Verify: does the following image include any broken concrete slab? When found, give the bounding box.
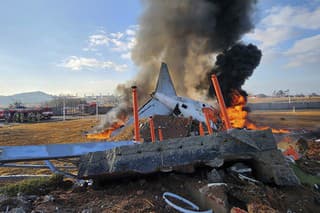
[228,129,261,150]
[78,129,299,186]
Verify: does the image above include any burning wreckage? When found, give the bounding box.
[2,0,320,211]
[0,61,307,211]
[0,63,299,188]
[79,63,299,186]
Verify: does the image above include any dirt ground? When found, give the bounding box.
[2,171,320,212]
[29,174,196,213]
[1,111,320,212]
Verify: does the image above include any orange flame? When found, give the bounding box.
[226,90,289,133]
[86,121,125,140]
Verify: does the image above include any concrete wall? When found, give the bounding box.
[247,101,320,111]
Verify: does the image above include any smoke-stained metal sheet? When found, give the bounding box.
[0,141,135,163]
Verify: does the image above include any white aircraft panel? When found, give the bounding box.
[125,98,172,126]
[0,141,135,163]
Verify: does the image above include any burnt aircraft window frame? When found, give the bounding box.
[173,103,181,116]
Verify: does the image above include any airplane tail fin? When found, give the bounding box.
[155,62,177,96]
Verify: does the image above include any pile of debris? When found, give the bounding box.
[77,118,320,212]
[1,120,320,212]
[1,164,319,212]
[275,132,320,177]
[296,139,320,179]
[111,115,195,142]
[305,139,320,161]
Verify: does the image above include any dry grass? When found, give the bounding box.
[0,118,98,146]
[0,118,99,177]
[0,110,319,177]
[1,111,319,146]
[248,96,320,103]
[248,110,320,131]
[0,174,64,196]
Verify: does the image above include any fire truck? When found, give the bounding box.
[0,103,53,123]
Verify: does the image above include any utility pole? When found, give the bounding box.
[96,95,99,120]
[100,93,102,120]
[63,97,66,121]
[288,89,291,104]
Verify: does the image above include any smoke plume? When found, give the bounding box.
[120,0,258,102]
[199,43,262,107]
[98,0,260,130]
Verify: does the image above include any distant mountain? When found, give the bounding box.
[255,93,269,98]
[0,91,54,107]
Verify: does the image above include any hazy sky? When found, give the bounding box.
[0,0,319,96]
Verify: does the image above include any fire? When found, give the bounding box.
[226,91,289,133]
[226,92,248,128]
[86,121,125,140]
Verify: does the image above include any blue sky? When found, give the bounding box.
[0,0,319,96]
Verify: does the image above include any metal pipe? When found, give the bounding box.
[158,127,163,141]
[149,116,156,143]
[63,97,66,121]
[44,160,77,179]
[202,108,213,135]
[199,122,205,136]
[96,95,99,120]
[211,74,232,130]
[131,86,141,142]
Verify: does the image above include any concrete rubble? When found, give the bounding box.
[78,129,300,186]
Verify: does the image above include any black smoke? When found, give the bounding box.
[100,0,260,129]
[200,43,262,107]
[129,0,259,101]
